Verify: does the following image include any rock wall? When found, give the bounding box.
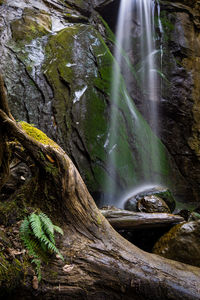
[159,0,200,202]
[0,0,199,204]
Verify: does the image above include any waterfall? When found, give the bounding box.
[134,0,162,182]
[103,0,164,207]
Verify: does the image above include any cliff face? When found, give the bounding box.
[0,0,200,203]
[159,0,200,201]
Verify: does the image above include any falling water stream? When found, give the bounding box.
[104,0,164,207]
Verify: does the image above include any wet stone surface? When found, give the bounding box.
[124,186,176,213]
[153,220,200,268]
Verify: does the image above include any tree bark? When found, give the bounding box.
[0,75,200,300]
[0,74,13,190]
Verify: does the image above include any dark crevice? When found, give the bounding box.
[95,0,120,33]
[64,0,92,17]
[72,126,93,163]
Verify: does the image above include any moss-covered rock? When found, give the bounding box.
[11,8,51,43]
[0,199,24,226]
[0,223,34,296]
[153,220,200,268]
[0,254,24,294]
[0,0,195,204]
[43,24,138,194]
[43,24,176,199]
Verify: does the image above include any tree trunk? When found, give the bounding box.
[0,74,200,300]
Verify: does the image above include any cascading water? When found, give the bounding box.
[134,0,163,182]
[103,0,134,204]
[103,0,164,207]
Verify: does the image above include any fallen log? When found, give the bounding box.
[100,209,184,230]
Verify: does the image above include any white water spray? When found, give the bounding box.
[104,0,164,207]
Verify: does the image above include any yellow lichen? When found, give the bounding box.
[96,214,102,225]
[19,121,59,149]
[153,223,183,254]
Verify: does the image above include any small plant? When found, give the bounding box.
[20,212,64,281]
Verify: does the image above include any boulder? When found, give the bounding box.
[137,195,170,213]
[124,186,176,213]
[153,220,200,268]
[188,212,200,221]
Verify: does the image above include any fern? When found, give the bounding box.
[29,213,43,239]
[39,212,55,243]
[20,212,64,281]
[20,217,30,235]
[39,234,64,260]
[53,225,63,235]
[31,258,42,281]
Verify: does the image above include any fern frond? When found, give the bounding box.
[32,258,42,281]
[20,218,31,236]
[29,213,43,239]
[40,234,64,261]
[21,233,39,258]
[53,225,63,235]
[39,213,55,243]
[20,212,64,282]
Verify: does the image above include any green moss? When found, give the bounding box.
[0,199,25,226]
[48,270,59,280]
[0,253,29,295]
[96,214,102,226]
[43,23,173,195]
[11,9,51,43]
[39,153,59,177]
[159,11,175,42]
[44,162,59,176]
[97,15,116,45]
[19,121,59,149]
[153,223,183,254]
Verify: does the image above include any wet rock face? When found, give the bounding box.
[158,1,200,202]
[0,0,200,204]
[0,0,180,200]
[10,8,52,42]
[153,220,200,268]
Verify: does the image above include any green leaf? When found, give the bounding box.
[53,225,63,235]
[29,213,43,239]
[32,258,42,281]
[20,211,64,282]
[39,213,55,243]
